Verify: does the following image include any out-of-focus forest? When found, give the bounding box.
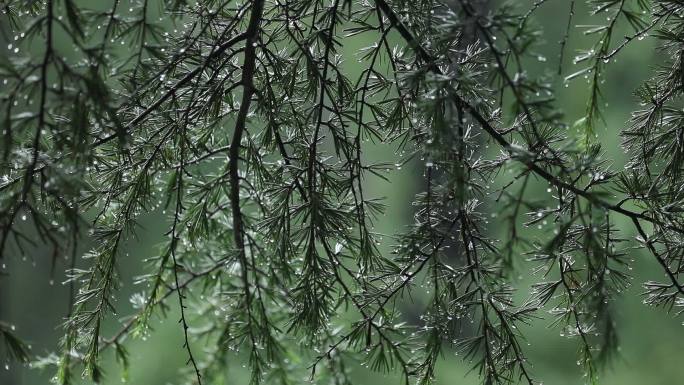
[1,0,681,384]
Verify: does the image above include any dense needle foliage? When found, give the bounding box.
[1,0,684,384]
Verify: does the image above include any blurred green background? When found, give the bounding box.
[2,1,683,384]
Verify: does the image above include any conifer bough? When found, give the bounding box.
[1,0,683,384]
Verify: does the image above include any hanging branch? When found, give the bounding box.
[2,1,684,385]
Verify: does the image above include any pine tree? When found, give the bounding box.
[1,0,683,384]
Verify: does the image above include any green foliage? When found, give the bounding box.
[1,0,684,384]
[0,321,30,365]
